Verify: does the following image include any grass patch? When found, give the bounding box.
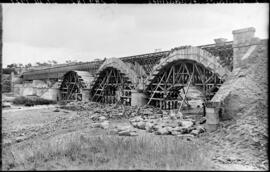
[13,96,56,106]
[3,134,215,170]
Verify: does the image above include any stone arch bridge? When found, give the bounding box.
[19,27,260,110]
[20,40,232,110]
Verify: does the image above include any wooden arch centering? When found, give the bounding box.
[60,70,92,101]
[90,58,138,106]
[145,46,230,111]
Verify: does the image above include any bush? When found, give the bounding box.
[25,102,35,107]
[13,96,28,105]
[13,96,57,106]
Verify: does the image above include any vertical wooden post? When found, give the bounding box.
[172,65,175,86]
[177,71,194,113]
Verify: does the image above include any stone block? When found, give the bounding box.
[131,90,147,107]
[214,38,228,46]
[232,27,255,45]
[205,124,219,132]
[232,27,258,70]
[82,90,90,101]
[205,107,220,132]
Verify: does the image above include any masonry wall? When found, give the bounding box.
[232,27,261,70]
[2,74,11,93]
[82,90,90,101]
[131,90,147,106]
[14,80,60,101]
[212,27,267,120]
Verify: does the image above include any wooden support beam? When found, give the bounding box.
[203,67,206,99]
[194,64,204,83]
[93,69,113,100]
[183,63,191,76]
[192,63,195,84]
[205,72,215,84]
[177,71,194,113]
[174,63,185,84]
[147,71,167,105]
[177,92,190,106]
[172,65,175,87]
[92,74,107,99]
[163,65,175,97]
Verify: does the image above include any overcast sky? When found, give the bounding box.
[2,4,269,67]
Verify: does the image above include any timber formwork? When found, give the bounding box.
[145,61,223,110]
[60,71,93,101]
[144,46,229,110]
[89,58,139,105]
[90,67,134,105]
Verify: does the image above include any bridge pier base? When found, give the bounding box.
[82,90,90,102]
[13,80,60,101]
[131,90,147,107]
[205,102,223,132]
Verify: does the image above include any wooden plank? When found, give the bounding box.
[177,71,194,113]
[147,71,167,105]
[205,72,215,83]
[172,65,175,86]
[92,69,112,99]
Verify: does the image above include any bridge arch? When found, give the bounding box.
[90,58,139,105]
[145,46,230,110]
[60,70,93,101]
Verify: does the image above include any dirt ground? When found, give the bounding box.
[2,104,263,171]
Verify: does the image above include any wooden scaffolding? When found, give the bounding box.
[146,61,224,110]
[90,67,134,106]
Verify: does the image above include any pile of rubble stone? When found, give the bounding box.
[60,101,102,111]
[60,101,139,120]
[90,107,207,137]
[61,101,207,137]
[129,110,206,136]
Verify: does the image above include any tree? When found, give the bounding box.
[7,63,18,68]
[65,60,72,64]
[23,63,32,72]
[5,63,19,74]
[3,68,16,74]
[47,60,58,66]
[25,63,32,68]
[36,62,51,67]
[52,60,58,65]
[65,60,77,64]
